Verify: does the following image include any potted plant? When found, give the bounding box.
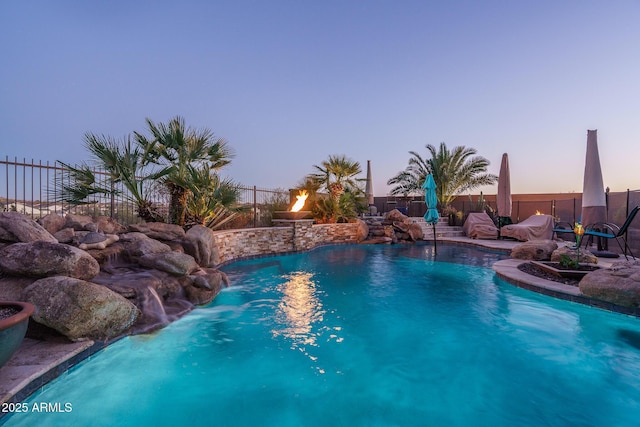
[0,301,35,368]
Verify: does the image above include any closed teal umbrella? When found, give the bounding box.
[422,174,439,253]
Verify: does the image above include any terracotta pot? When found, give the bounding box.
[0,301,35,368]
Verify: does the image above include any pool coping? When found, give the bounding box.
[0,236,636,416]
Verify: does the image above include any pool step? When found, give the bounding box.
[412,217,465,239]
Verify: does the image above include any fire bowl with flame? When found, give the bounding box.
[273,190,312,220]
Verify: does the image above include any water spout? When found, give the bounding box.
[138,285,169,328]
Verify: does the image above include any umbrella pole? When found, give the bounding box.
[432,223,437,254]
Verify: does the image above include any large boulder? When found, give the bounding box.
[386,209,408,223]
[94,216,126,234]
[407,222,424,241]
[37,213,66,235]
[64,214,95,231]
[22,276,140,341]
[0,212,57,243]
[128,222,186,241]
[511,240,558,261]
[0,241,100,280]
[355,219,369,242]
[360,236,394,244]
[53,227,76,244]
[0,276,37,301]
[580,261,640,308]
[120,232,172,261]
[92,269,182,303]
[84,243,126,266]
[392,219,423,241]
[551,246,598,264]
[138,252,200,276]
[184,268,229,305]
[184,225,219,267]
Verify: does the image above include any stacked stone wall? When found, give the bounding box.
[210,222,361,265]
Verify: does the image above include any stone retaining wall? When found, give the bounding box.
[211,221,361,265]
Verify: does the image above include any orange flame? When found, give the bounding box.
[535,210,544,215]
[291,190,308,212]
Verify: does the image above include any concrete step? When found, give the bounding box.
[415,218,465,238]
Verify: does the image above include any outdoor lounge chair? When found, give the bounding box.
[500,214,554,241]
[462,212,499,239]
[553,222,577,239]
[580,206,640,260]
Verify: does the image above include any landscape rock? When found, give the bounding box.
[65,214,95,231]
[84,243,127,266]
[0,211,58,243]
[120,232,172,261]
[0,276,37,301]
[551,246,598,264]
[92,269,182,302]
[94,216,126,234]
[79,232,120,250]
[407,222,424,241]
[185,268,229,305]
[386,209,408,223]
[128,222,186,241]
[37,213,66,235]
[360,236,393,244]
[580,261,640,307]
[0,241,100,280]
[22,276,140,341]
[392,218,423,242]
[355,219,369,242]
[138,252,200,276]
[511,240,558,261]
[185,225,219,267]
[53,227,75,243]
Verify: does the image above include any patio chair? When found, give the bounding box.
[553,221,576,239]
[581,206,640,260]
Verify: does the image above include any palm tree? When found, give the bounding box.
[182,165,247,229]
[387,142,497,208]
[309,155,362,202]
[134,116,234,226]
[306,155,364,222]
[57,133,168,222]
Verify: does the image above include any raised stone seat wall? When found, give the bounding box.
[211,221,362,265]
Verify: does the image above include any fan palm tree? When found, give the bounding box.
[134,116,234,226]
[181,165,247,229]
[309,155,362,202]
[305,155,364,222]
[387,142,497,207]
[57,133,168,222]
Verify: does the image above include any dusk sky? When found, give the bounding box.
[1,1,639,196]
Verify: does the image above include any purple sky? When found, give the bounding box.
[1,1,639,195]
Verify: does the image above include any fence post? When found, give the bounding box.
[253,185,257,228]
[110,180,115,219]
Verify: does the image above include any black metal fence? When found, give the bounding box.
[3,156,640,255]
[0,156,289,228]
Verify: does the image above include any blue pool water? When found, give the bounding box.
[3,244,640,426]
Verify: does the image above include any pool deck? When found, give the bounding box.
[0,237,630,410]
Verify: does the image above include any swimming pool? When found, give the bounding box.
[3,243,640,426]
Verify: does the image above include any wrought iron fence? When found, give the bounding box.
[3,156,640,255]
[0,156,289,228]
